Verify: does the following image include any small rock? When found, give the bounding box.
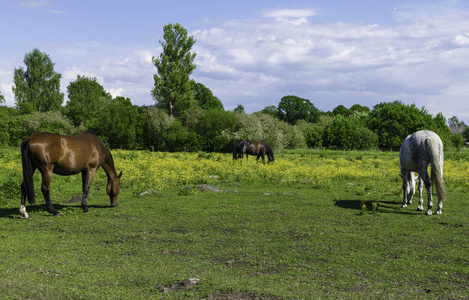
[67,195,83,203]
[139,190,163,197]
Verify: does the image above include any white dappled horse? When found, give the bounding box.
[399,130,445,215]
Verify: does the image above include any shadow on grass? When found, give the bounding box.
[0,203,110,218]
[334,199,417,214]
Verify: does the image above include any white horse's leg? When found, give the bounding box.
[401,171,409,208]
[417,176,424,211]
[435,200,443,215]
[435,169,444,215]
[407,172,416,205]
[19,205,29,219]
[421,171,433,215]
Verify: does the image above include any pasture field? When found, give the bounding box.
[0,146,468,299]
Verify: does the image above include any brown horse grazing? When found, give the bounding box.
[245,141,275,165]
[20,131,122,218]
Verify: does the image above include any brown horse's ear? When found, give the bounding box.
[118,171,123,178]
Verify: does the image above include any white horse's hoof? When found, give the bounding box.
[417,205,424,211]
[436,210,442,215]
[401,204,407,208]
[425,210,433,215]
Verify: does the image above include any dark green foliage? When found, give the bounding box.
[0,107,18,145]
[303,125,324,148]
[332,104,350,116]
[91,97,144,149]
[65,75,112,126]
[350,104,371,115]
[193,82,223,110]
[463,127,469,140]
[324,115,378,149]
[233,104,245,114]
[451,133,464,149]
[13,48,64,114]
[166,121,201,152]
[277,95,320,124]
[260,105,278,118]
[198,109,237,152]
[368,101,450,149]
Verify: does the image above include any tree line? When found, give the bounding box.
[0,23,461,152]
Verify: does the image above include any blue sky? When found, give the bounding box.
[2,0,469,122]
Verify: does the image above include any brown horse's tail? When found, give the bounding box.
[428,138,445,202]
[21,138,35,204]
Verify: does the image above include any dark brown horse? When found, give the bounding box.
[244,141,275,165]
[20,131,122,218]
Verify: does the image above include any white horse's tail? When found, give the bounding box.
[428,138,446,202]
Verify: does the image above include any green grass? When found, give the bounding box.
[0,148,468,299]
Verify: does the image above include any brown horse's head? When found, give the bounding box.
[107,171,123,206]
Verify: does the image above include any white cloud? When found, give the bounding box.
[20,0,49,9]
[20,0,65,14]
[51,44,155,105]
[262,8,318,19]
[190,10,469,120]
[454,33,469,46]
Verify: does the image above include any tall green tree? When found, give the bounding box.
[277,95,320,125]
[13,48,63,114]
[65,75,112,126]
[448,116,466,127]
[152,23,196,117]
[233,104,245,114]
[193,82,223,110]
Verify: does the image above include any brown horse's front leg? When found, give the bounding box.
[258,154,266,165]
[81,169,97,213]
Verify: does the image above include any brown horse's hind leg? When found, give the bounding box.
[81,169,97,213]
[39,167,61,216]
[20,183,29,218]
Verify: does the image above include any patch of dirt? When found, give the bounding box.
[156,278,201,293]
[66,195,83,203]
[189,184,238,193]
[207,292,281,300]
